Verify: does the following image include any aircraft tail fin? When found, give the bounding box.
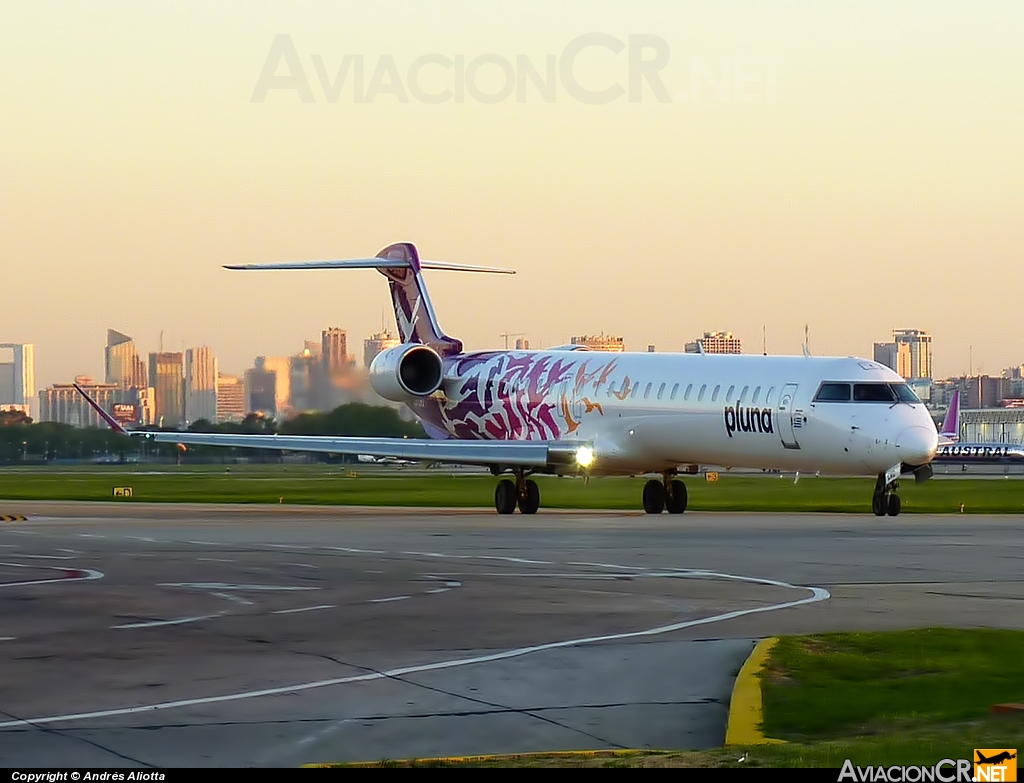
[225,242,514,357]
[939,389,960,443]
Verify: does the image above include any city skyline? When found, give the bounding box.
[3,4,1023,389]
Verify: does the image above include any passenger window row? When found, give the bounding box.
[602,380,776,405]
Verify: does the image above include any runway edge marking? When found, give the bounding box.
[724,637,786,746]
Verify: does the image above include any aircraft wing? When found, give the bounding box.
[72,383,576,469]
[122,429,554,467]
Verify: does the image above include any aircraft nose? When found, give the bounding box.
[895,425,938,466]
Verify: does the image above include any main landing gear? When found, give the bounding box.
[494,471,540,515]
[871,471,902,517]
[642,473,688,514]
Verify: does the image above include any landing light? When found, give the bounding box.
[575,446,595,467]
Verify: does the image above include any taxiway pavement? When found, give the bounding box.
[1,502,1022,767]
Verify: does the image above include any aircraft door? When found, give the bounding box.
[778,383,801,450]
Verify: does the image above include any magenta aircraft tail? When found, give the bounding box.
[938,390,959,443]
[224,242,514,358]
[374,242,464,357]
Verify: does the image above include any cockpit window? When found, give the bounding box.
[814,382,851,402]
[815,381,922,403]
[853,383,896,402]
[891,383,921,403]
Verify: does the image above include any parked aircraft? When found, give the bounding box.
[931,390,1024,465]
[75,242,939,517]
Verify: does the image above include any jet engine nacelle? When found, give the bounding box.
[368,343,444,402]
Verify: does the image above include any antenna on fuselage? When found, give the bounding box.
[763,325,767,356]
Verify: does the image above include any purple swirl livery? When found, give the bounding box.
[375,242,621,442]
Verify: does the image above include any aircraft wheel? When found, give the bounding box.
[642,479,665,514]
[495,479,517,514]
[887,494,901,517]
[871,493,887,517]
[665,479,687,514]
[518,479,540,515]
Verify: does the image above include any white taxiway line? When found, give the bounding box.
[211,592,253,606]
[271,605,334,614]
[112,612,226,629]
[368,595,409,603]
[0,570,830,729]
[0,564,104,589]
[158,582,320,591]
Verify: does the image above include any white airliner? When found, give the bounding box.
[75,241,939,517]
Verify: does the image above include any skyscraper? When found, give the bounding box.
[893,329,932,380]
[254,356,291,414]
[148,352,184,426]
[322,328,351,373]
[215,374,246,422]
[105,330,147,389]
[184,347,218,424]
[873,342,898,372]
[364,330,401,368]
[0,343,35,417]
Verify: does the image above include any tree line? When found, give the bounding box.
[0,404,425,464]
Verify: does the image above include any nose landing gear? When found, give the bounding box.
[871,470,902,517]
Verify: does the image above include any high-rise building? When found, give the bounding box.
[570,334,625,352]
[288,348,318,413]
[105,330,147,389]
[873,342,898,372]
[254,356,291,414]
[215,374,246,422]
[965,375,1008,409]
[0,344,35,417]
[184,347,218,424]
[245,366,277,416]
[893,329,932,380]
[364,330,401,368]
[684,332,741,354]
[515,338,530,350]
[322,328,352,373]
[148,352,184,427]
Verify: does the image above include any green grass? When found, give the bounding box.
[761,629,1024,739]
[315,629,1024,768]
[2,466,1024,512]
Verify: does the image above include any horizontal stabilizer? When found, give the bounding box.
[224,259,515,274]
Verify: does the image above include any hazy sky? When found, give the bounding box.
[3,1,1023,390]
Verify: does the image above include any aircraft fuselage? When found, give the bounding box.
[405,350,939,477]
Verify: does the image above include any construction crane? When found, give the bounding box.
[500,332,526,349]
